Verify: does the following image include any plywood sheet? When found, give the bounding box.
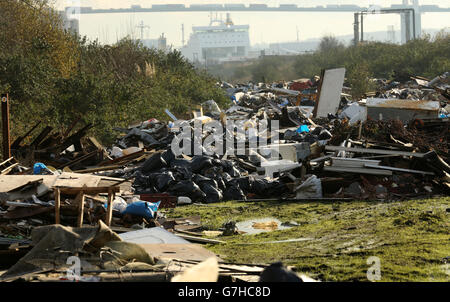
[316,68,346,118]
[0,172,102,193]
[139,243,218,262]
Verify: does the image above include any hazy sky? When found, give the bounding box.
[54,1,450,47]
[54,1,449,9]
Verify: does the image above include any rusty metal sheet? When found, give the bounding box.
[366,98,440,122]
[366,98,440,111]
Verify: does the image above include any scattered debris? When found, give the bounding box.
[0,69,448,282]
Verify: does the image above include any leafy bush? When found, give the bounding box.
[0,0,228,148]
[209,33,450,88]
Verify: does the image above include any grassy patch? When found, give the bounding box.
[162,197,450,281]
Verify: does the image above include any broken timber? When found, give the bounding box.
[0,157,19,175]
[325,146,426,158]
[364,164,434,175]
[323,166,393,175]
[54,186,120,227]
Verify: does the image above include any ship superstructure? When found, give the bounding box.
[181,13,250,63]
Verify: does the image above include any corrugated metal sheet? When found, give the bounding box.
[366,98,439,122]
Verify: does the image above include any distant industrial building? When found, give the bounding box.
[266,41,318,55]
[141,34,168,51]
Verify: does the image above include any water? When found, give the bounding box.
[235,217,292,235]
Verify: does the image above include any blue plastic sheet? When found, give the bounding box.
[296,125,310,133]
[33,163,48,175]
[280,99,289,107]
[122,201,161,220]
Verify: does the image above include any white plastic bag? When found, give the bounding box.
[295,175,322,199]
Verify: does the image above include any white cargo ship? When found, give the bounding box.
[180,14,250,63]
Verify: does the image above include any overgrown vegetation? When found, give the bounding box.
[164,197,450,281]
[0,0,228,147]
[208,33,450,99]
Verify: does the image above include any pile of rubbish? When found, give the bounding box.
[115,69,449,203]
[0,221,314,282]
[0,68,449,281]
[1,68,448,213]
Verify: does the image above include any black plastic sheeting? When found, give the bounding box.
[133,153,288,203]
[111,104,294,203]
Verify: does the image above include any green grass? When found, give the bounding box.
[162,197,450,282]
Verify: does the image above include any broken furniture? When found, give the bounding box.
[54,186,120,227]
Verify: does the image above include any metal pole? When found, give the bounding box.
[354,13,360,45]
[360,13,364,42]
[405,11,411,42]
[1,93,11,160]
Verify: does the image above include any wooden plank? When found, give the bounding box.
[47,123,93,154]
[87,272,168,282]
[105,188,114,227]
[6,178,43,193]
[58,186,120,195]
[310,155,332,163]
[86,136,112,161]
[137,243,219,262]
[84,194,107,203]
[325,146,426,158]
[1,162,18,175]
[0,157,13,167]
[173,224,203,232]
[73,165,122,174]
[99,150,146,166]
[86,136,103,150]
[173,229,204,237]
[62,117,81,139]
[76,191,85,228]
[331,157,381,167]
[54,188,60,224]
[364,164,435,175]
[53,172,102,188]
[10,121,41,150]
[57,150,99,169]
[174,233,225,244]
[30,126,52,147]
[323,166,392,175]
[1,94,11,160]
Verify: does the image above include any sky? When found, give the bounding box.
[53,1,450,47]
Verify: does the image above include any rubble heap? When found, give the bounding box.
[0,69,448,281]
